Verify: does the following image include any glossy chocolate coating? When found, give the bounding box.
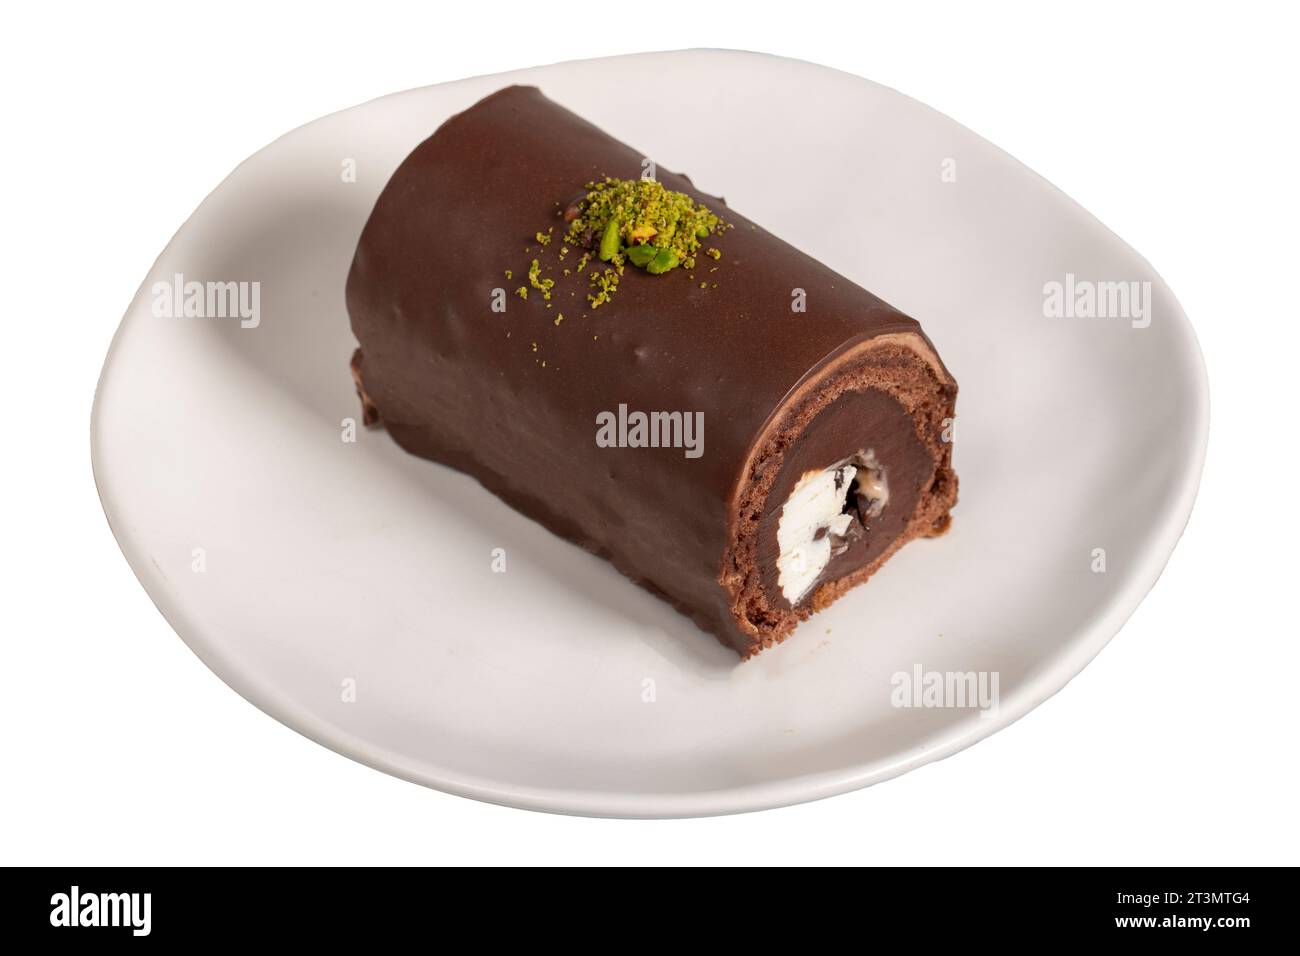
[346,85,950,652]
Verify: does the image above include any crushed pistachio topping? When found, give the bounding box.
[587,266,622,310]
[527,259,555,300]
[504,176,729,342]
[570,177,720,285]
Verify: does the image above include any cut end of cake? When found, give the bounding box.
[722,333,958,659]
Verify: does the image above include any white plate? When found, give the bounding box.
[91,50,1208,817]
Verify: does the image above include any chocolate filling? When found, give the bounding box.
[757,387,932,611]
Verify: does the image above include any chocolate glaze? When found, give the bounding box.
[346,86,957,656]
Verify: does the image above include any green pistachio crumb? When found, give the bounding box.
[598,220,620,261]
[646,248,679,275]
[626,245,656,268]
[516,176,727,311]
[565,177,724,304]
[587,266,621,308]
[528,258,555,300]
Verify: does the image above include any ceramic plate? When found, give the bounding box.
[91,50,1208,817]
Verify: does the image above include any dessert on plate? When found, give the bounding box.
[346,86,958,657]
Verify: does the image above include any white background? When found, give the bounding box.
[3,1,1296,865]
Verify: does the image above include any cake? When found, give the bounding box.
[346,85,958,657]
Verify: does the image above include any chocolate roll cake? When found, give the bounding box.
[346,85,957,658]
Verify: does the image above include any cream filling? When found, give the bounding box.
[775,451,889,605]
